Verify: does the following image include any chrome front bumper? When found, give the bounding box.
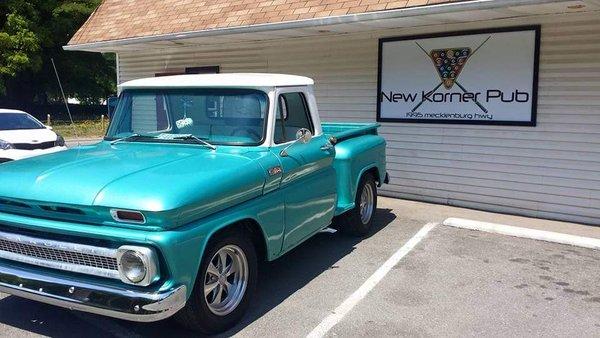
[0,264,186,322]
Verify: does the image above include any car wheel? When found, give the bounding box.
[175,231,257,334]
[339,172,377,236]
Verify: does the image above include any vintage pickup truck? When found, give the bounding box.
[0,73,387,333]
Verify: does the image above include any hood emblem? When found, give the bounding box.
[268,166,282,176]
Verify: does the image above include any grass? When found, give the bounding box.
[51,118,108,139]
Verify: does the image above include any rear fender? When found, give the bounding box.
[332,134,386,216]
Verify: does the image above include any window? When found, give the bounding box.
[185,66,220,74]
[128,93,169,133]
[154,66,220,77]
[0,113,44,130]
[106,88,268,145]
[274,92,313,144]
[206,94,267,119]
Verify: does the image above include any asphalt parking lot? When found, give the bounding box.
[1,197,599,337]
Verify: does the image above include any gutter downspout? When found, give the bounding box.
[64,0,560,51]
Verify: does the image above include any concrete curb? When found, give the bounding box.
[443,217,600,250]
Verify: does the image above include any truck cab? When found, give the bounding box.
[0,73,387,333]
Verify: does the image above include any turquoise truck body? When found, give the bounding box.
[0,74,387,324]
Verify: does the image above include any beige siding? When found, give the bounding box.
[131,95,158,132]
[118,11,600,225]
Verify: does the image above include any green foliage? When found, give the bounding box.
[0,13,40,93]
[0,0,115,107]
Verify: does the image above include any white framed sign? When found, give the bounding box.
[377,26,540,126]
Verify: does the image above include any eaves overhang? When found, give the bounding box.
[64,0,592,52]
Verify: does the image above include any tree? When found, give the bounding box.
[0,0,115,110]
[0,13,40,95]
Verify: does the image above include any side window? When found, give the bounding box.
[274,92,313,144]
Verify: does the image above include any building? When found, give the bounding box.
[66,0,600,225]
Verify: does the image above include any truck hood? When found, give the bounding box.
[0,142,268,227]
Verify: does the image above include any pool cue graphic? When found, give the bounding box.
[411,36,491,113]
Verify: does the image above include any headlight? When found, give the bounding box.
[54,134,65,147]
[120,251,146,283]
[0,139,13,150]
[116,246,160,286]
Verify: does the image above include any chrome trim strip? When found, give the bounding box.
[0,230,120,280]
[0,264,186,322]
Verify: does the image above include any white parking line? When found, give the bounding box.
[443,218,600,250]
[306,222,438,338]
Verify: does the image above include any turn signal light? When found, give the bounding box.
[110,209,146,224]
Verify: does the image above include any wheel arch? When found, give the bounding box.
[361,165,381,185]
[205,218,268,264]
[184,218,268,298]
[174,217,264,332]
[353,165,381,198]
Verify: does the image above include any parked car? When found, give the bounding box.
[0,109,67,164]
[0,74,387,334]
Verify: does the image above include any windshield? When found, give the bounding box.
[106,88,269,145]
[0,113,45,130]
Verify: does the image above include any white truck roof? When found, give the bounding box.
[119,73,314,90]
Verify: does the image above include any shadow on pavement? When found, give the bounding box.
[0,208,396,337]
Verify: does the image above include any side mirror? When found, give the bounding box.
[296,128,312,144]
[107,96,119,119]
[280,128,312,157]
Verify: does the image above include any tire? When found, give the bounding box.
[339,173,378,236]
[174,231,257,334]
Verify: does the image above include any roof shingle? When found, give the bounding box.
[68,0,458,46]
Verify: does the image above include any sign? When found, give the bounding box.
[377,26,540,126]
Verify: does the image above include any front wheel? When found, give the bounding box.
[175,232,257,334]
[339,173,378,236]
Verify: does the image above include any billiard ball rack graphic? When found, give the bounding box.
[411,35,492,114]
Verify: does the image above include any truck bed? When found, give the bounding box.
[321,122,380,142]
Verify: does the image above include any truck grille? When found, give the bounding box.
[12,141,55,150]
[0,238,118,270]
[0,230,120,280]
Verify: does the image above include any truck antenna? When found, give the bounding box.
[51,58,79,145]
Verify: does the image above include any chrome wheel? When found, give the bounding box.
[359,182,374,224]
[204,244,248,316]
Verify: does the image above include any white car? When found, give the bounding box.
[0,109,67,164]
